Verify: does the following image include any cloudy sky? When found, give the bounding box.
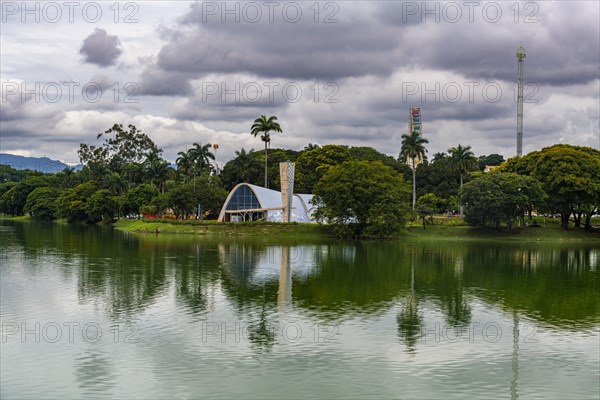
[1,1,599,165]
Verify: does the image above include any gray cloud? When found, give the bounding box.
[138,67,193,96]
[79,29,123,67]
[1,2,598,163]
[170,74,294,122]
[172,100,273,123]
[0,91,64,127]
[141,2,399,86]
[142,1,599,89]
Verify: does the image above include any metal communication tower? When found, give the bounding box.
[516,44,526,157]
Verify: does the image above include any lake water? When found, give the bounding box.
[1,221,599,399]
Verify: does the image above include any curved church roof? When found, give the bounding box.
[218,183,316,223]
[295,194,316,215]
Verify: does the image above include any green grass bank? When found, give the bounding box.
[2,216,599,241]
[114,218,599,242]
[113,218,331,239]
[404,224,600,242]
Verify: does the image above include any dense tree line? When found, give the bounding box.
[461,172,546,230]
[0,124,227,223]
[497,145,600,229]
[1,121,597,235]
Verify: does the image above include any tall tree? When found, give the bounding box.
[144,151,171,193]
[477,153,505,171]
[448,144,477,216]
[95,124,160,170]
[188,142,215,192]
[461,172,546,230]
[220,148,262,189]
[121,184,159,216]
[250,115,282,188]
[0,176,50,216]
[104,172,128,195]
[176,150,194,182]
[500,144,600,229]
[432,152,448,163]
[295,145,351,193]
[313,161,412,238]
[77,145,110,181]
[399,130,429,210]
[78,123,160,187]
[121,162,144,189]
[188,142,215,176]
[58,166,76,188]
[23,187,61,220]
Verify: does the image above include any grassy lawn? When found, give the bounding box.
[117,218,599,241]
[113,218,331,239]
[404,224,600,241]
[0,215,31,221]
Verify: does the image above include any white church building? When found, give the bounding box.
[217,183,316,223]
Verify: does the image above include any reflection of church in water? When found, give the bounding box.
[217,242,321,307]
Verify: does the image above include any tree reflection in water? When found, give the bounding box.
[397,250,422,354]
[8,221,599,349]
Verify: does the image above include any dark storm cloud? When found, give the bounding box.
[171,82,291,122]
[79,29,123,67]
[393,1,600,86]
[132,0,598,160]
[144,2,398,83]
[138,67,194,96]
[154,28,397,81]
[364,88,515,124]
[0,92,63,127]
[414,24,600,86]
[142,1,598,91]
[173,102,272,122]
[2,2,595,163]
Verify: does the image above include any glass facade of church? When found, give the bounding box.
[225,184,261,211]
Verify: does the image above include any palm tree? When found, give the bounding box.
[432,152,447,163]
[176,151,194,182]
[220,148,262,189]
[399,130,429,209]
[105,172,127,195]
[251,115,283,188]
[121,162,144,190]
[189,142,215,175]
[144,151,171,193]
[59,166,75,188]
[448,144,476,217]
[234,148,261,182]
[188,142,215,191]
[85,161,110,183]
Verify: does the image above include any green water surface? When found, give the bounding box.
[1,221,598,399]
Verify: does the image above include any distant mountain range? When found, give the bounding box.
[0,153,82,173]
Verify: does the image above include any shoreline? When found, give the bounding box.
[403,224,600,242]
[114,218,332,239]
[2,216,599,241]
